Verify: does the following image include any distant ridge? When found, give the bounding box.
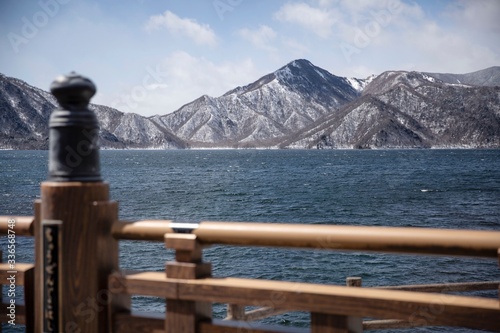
[1,62,499,149]
[424,66,500,87]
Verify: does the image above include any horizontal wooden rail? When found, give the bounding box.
[228,280,500,329]
[0,216,34,236]
[109,271,500,331]
[113,220,500,258]
[112,220,173,241]
[378,280,500,293]
[0,263,35,285]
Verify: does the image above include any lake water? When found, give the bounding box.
[1,149,500,332]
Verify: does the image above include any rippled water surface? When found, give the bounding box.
[1,149,499,332]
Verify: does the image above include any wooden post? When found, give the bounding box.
[34,73,125,333]
[310,277,363,333]
[165,232,212,333]
[226,304,246,321]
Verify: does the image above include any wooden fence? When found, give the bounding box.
[1,216,500,332]
[1,73,499,332]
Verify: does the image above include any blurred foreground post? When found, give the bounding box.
[34,73,129,332]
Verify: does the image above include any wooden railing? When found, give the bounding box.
[2,216,500,332]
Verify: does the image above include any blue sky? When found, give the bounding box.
[1,0,499,116]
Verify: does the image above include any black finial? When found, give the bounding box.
[48,72,102,182]
[50,71,96,110]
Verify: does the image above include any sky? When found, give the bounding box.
[1,0,499,117]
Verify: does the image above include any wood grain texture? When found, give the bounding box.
[40,181,109,333]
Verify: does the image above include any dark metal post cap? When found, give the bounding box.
[48,72,101,182]
[50,72,96,109]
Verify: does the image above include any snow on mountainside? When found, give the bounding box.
[0,73,186,149]
[152,59,360,147]
[1,61,500,149]
[283,69,500,149]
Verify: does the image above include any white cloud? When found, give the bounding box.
[101,52,260,116]
[145,11,217,46]
[446,0,500,34]
[274,2,337,38]
[403,21,499,73]
[238,25,277,50]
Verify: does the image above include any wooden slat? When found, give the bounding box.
[0,216,34,236]
[109,272,500,331]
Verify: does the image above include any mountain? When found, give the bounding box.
[282,70,500,149]
[151,59,359,147]
[424,66,500,87]
[0,73,187,149]
[1,61,499,150]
